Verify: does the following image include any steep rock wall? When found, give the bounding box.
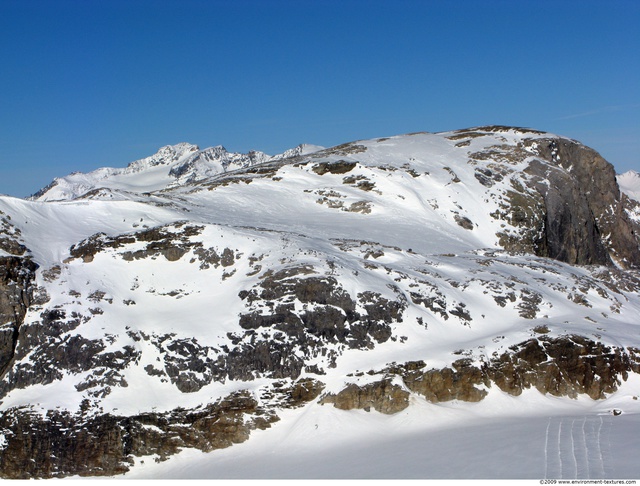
[0,257,38,377]
[528,139,640,268]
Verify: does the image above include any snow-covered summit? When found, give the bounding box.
[617,169,640,202]
[275,143,326,159]
[126,143,200,171]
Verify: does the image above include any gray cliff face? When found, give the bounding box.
[531,138,640,268]
[0,257,38,377]
[525,158,612,266]
[486,133,639,269]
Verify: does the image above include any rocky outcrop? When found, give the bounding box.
[0,391,269,478]
[486,335,638,399]
[0,305,138,400]
[235,265,406,378]
[320,379,410,414]
[68,223,205,263]
[0,257,38,377]
[0,379,323,479]
[322,336,640,413]
[534,139,640,266]
[404,358,488,402]
[524,158,611,266]
[476,132,639,268]
[503,138,640,268]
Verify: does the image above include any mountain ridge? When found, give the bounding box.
[30,142,325,202]
[1,125,639,478]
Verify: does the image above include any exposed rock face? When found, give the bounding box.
[0,303,140,400]
[518,138,639,268]
[322,336,640,413]
[525,159,610,265]
[320,379,410,414]
[487,336,640,399]
[0,391,270,478]
[234,265,406,378]
[0,211,27,257]
[0,257,38,377]
[0,380,323,479]
[557,140,640,269]
[405,359,487,402]
[463,129,640,268]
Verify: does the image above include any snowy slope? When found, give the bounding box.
[618,170,640,201]
[0,126,639,479]
[617,170,640,226]
[123,381,640,479]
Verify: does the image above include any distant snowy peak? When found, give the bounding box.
[165,145,272,183]
[124,143,200,172]
[275,143,326,159]
[31,142,324,202]
[617,170,640,202]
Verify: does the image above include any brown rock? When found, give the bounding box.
[320,379,410,414]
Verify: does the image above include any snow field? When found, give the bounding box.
[121,379,640,479]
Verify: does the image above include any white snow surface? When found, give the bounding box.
[1,127,639,479]
[618,170,640,202]
[617,170,640,224]
[123,382,640,479]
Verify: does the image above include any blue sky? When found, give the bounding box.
[1,0,639,197]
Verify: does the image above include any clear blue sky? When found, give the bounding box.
[1,0,639,197]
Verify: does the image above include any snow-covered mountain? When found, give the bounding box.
[1,126,639,479]
[618,170,640,202]
[30,142,325,202]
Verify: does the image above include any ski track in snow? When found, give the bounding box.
[602,415,614,478]
[578,417,589,478]
[544,415,614,479]
[544,418,550,479]
[592,416,606,478]
[570,419,578,478]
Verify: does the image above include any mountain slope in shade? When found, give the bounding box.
[0,126,638,479]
